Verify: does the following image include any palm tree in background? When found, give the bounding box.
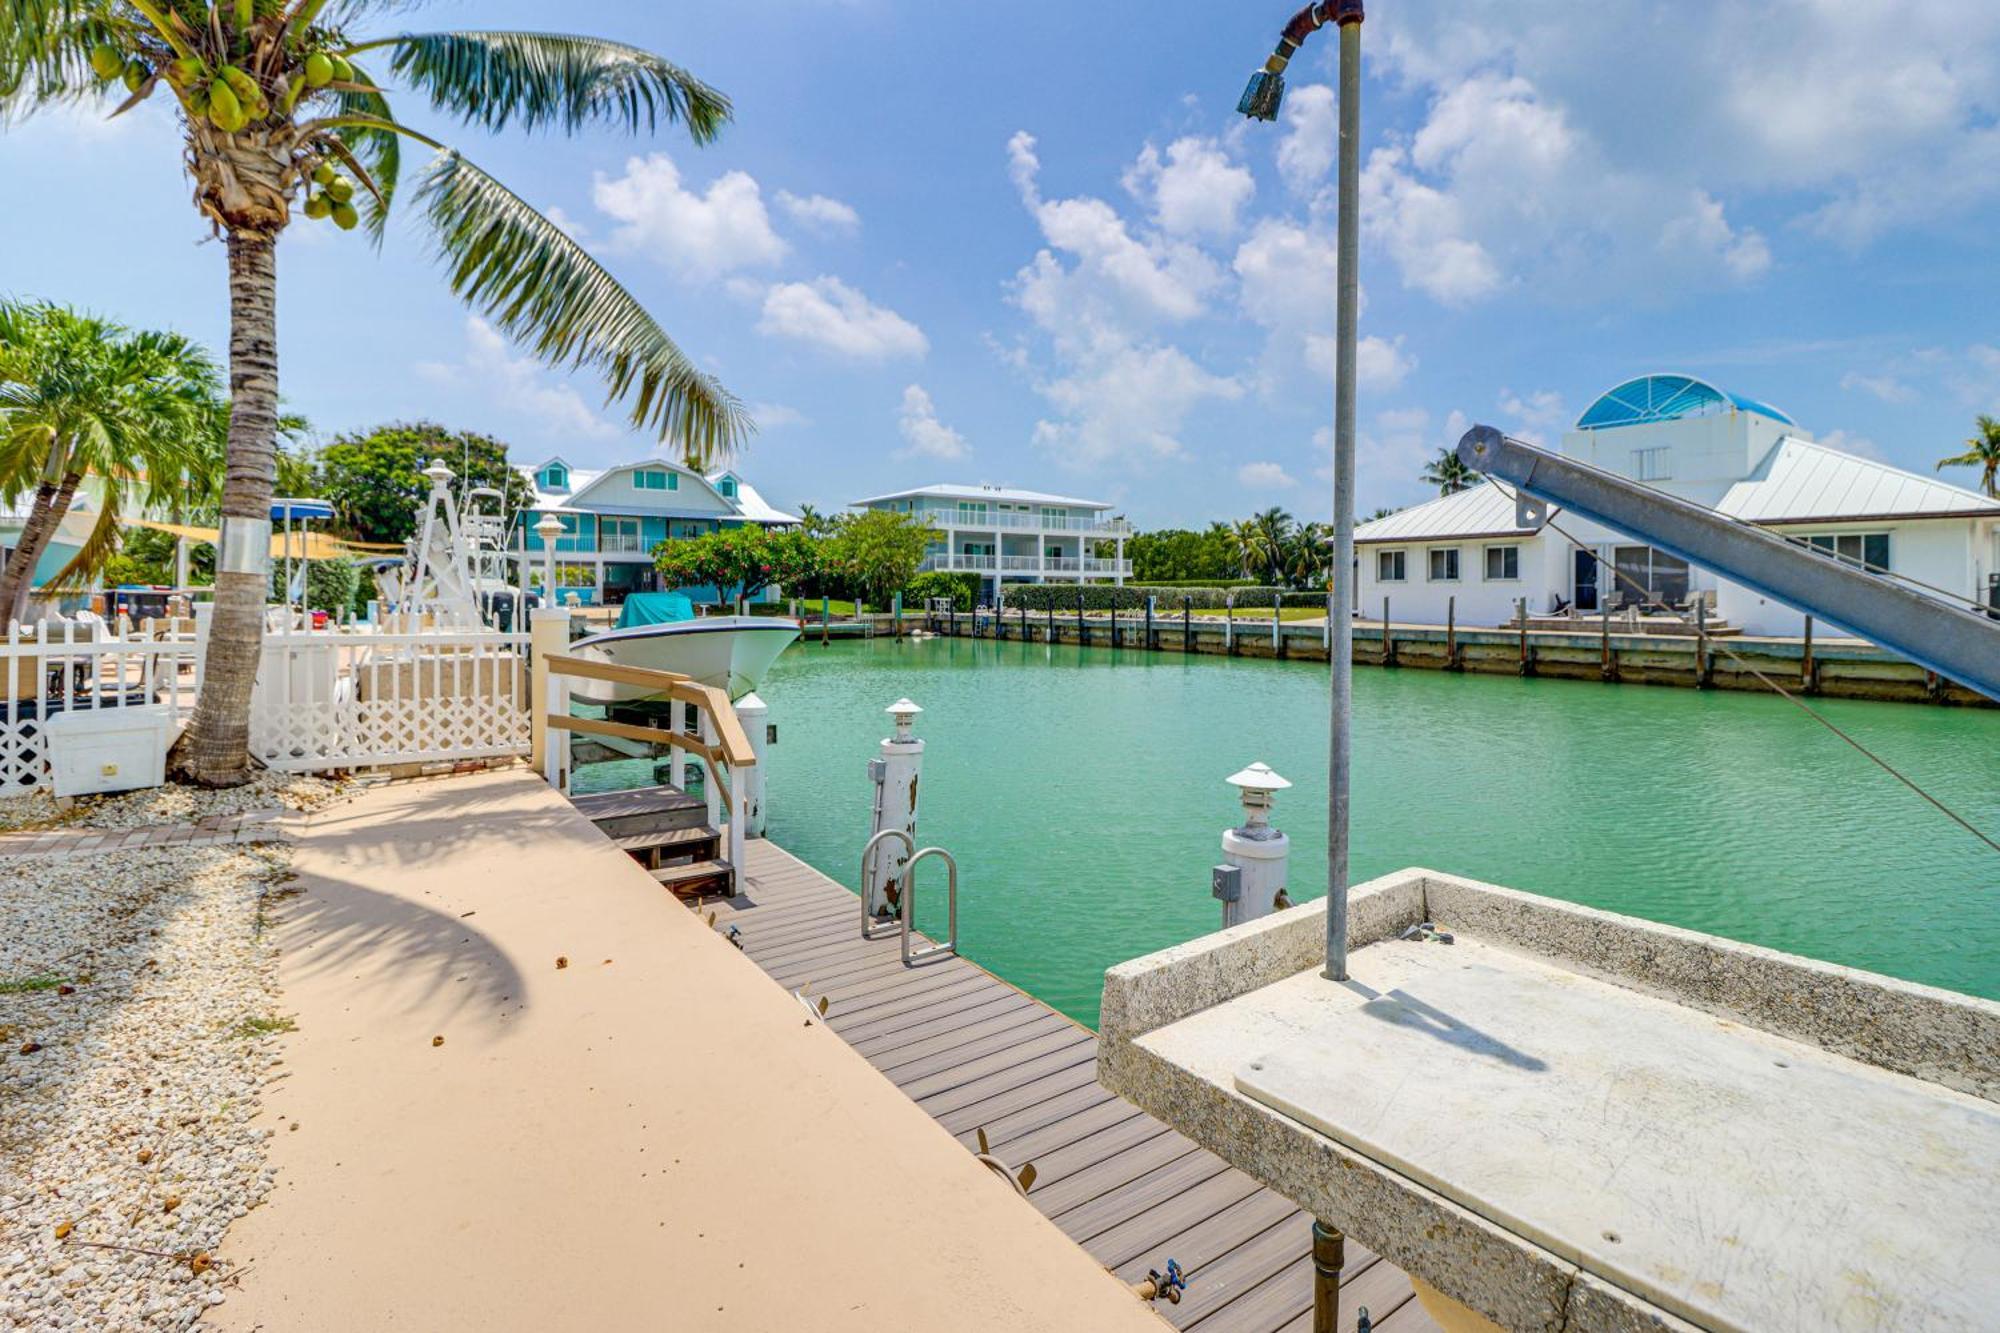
[1936,414,2000,499]
[1,1,745,784]
[1249,506,1294,583]
[0,302,221,622]
[1420,446,1477,496]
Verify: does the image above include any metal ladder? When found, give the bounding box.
[859,828,959,965]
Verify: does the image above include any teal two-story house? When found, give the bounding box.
[518,456,798,606]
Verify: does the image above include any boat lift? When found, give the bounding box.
[1456,424,2000,703]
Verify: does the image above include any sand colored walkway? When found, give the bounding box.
[208,768,1163,1332]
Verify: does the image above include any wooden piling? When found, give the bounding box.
[1183,597,1192,654]
[1802,615,1817,693]
[1381,596,1394,666]
[1445,596,1458,672]
[1517,598,1535,677]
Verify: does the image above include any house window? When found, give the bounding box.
[537,464,568,490]
[1485,545,1521,581]
[718,476,738,499]
[1633,447,1671,481]
[1376,550,1407,582]
[1805,532,1890,572]
[1427,548,1460,582]
[1041,507,1067,526]
[634,469,678,491]
[956,501,988,522]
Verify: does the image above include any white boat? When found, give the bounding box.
[568,593,799,703]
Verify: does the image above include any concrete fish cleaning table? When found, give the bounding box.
[1098,868,2000,1332]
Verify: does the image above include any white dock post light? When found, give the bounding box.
[1216,762,1293,928]
[863,698,925,921]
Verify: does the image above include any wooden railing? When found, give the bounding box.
[538,652,755,873]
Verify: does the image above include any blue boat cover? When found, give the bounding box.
[270,497,336,522]
[617,592,696,629]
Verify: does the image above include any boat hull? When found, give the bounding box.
[568,617,799,702]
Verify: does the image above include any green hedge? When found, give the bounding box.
[904,570,978,612]
[1131,578,1262,589]
[996,584,1332,612]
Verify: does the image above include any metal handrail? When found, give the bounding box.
[900,846,959,965]
[859,827,914,940]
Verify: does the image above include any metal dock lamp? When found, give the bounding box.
[1239,0,1364,983]
[534,514,565,605]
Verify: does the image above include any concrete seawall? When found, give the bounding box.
[859,610,1993,707]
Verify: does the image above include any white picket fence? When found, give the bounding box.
[0,617,533,797]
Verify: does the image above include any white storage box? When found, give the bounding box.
[44,704,174,797]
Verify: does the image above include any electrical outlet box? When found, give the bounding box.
[1212,864,1242,904]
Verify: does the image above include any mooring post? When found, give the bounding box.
[863,699,924,923]
[528,605,571,774]
[1601,594,1614,681]
[1802,614,1816,693]
[1695,597,1710,688]
[1517,597,1534,676]
[1225,593,1236,654]
[1077,592,1088,646]
[735,692,769,839]
[1311,1219,1345,1333]
[892,591,903,640]
[1445,595,1458,671]
[1046,603,1054,644]
[1184,596,1193,653]
[1381,596,1393,666]
[948,603,956,639]
[821,595,830,647]
[1216,763,1293,928]
[1272,589,1282,653]
[1146,595,1156,650]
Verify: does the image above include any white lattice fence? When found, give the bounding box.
[0,619,202,797]
[248,626,532,772]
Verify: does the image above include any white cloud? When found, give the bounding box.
[1306,333,1416,391]
[748,402,810,429]
[1839,371,1917,405]
[776,190,861,234]
[1341,406,1473,512]
[1122,137,1255,238]
[1237,461,1297,489]
[758,277,929,361]
[896,385,971,461]
[422,317,619,440]
[1031,344,1242,469]
[1234,218,1343,334]
[1818,429,1886,462]
[1360,144,1502,305]
[1276,84,1337,196]
[592,153,787,279]
[543,205,588,240]
[1498,387,1568,445]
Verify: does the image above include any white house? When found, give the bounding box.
[1354,373,2000,636]
[850,483,1131,604]
[520,456,797,605]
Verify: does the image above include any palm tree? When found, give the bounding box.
[1420,446,1476,496]
[2,4,745,785]
[0,301,220,622]
[1250,506,1294,583]
[1224,518,1262,581]
[1284,520,1331,589]
[1936,414,2000,499]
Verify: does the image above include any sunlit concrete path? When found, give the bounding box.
[208,767,1163,1332]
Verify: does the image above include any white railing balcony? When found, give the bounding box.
[1044,557,1081,572]
[598,533,647,554]
[955,554,998,570]
[1082,558,1133,575]
[919,510,1131,535]
[1000,555,1043,571]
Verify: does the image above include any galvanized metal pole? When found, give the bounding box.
[1326,3,1363,982]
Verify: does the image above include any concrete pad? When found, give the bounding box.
[1233,937,2000,1332]
[208,769,1162,1333]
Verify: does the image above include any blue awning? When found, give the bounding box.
[271,498,336,522]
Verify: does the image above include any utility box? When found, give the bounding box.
[44,705,174,797]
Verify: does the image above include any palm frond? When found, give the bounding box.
[330,58,401,242]
[415,150,748,467]
[42,486,120,593]
[363,30,729,141]
[0,1,116,119]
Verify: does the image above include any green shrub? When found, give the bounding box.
[272,555,360,616]
[904,570,978,612]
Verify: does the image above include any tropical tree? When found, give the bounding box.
[831,509,937,610]
[1420,446,1476,496]
[0,301,222,621]
[314,420,528,544]
[1936,414,2000,499]
[1,3,745,784]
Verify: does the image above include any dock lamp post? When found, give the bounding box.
[534,514,565,606]
[1239,0,1363,985]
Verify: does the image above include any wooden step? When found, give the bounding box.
[570,785,707,838]
[651,859,734,899]
[611,824,721,870]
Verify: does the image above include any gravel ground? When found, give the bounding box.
[0,838,303,1330]
[0,773,342,835]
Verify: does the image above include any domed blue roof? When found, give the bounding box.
[1576,374,1794,430]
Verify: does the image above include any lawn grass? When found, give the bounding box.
[0,975,66,995]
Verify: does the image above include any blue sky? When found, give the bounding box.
[3,0,1997,526]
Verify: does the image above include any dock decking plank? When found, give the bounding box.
[688,835,1424,1333]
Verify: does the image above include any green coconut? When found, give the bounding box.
[303,52,334,88]
[121,59,149,93]
[89,45,124,81]
[330,201,359,231]
[169,56,204,86]
[312,161,336,187]
[206,80,243,132]
[303,192,332,220]
[328,54,353,83]
[325,175,354,204]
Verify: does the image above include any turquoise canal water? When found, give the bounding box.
[599,637,2000,1027]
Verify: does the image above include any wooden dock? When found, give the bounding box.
[705,837,1438,1333]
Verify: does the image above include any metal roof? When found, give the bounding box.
[1718,437,2000,524]
[850,482,1112,509]
[1353,483,1552,545]
[706,471,799,525]
[1577,374,1795,430]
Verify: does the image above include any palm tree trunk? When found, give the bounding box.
[169,231,280,787]
[0,473,81,624]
